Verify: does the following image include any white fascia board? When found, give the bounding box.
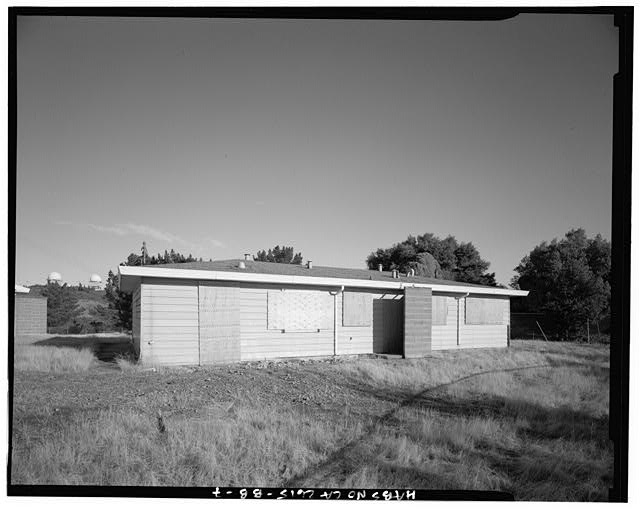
[117,266,529,297]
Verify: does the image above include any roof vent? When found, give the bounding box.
[378,264,383,272]
[244,253,251,261]
[410,268,415,277]
[307,261,313,269]
[391,269,398,279]
[238,261,246,269]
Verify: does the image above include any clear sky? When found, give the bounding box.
[15,14,618,287]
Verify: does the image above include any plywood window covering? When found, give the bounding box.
[342,291,372,327]
[432,296,448,326]
[465,297,504,325]
[267,290,333,331]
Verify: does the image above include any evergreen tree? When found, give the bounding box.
[41,282,82,332]
[254,245,303,264]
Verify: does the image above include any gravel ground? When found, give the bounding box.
[12,356,399,427]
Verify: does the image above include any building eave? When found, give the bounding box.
[118,265,530,297]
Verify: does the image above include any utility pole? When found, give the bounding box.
[141,241,148,266]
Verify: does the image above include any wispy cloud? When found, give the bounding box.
[207,238,226,248]
[54,221,225,254]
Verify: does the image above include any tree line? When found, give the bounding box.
[47,230,609,342]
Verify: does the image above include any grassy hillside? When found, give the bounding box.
[28,285,121,333]
[11,340,611,499]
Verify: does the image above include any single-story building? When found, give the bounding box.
[118,259,528,366]
[14,285,48,336]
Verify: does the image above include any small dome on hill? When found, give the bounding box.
[89,273,102,283]
[47,271,62,283]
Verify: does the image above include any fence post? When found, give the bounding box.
[536,321,549,342]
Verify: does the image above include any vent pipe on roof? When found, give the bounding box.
[378,264,383,272]
[244,253,251,261]
[391,269,398,279]
[238,261,246,269]
[307,261,313,269]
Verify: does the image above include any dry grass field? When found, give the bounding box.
[10,340,611,500]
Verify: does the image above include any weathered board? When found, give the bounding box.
[465,296,505,325]
[267,289,333,331]
[199,283,240,363]
[431,295,457,350]
[432,295,448,326]
[459,296,509,348]
[342,291,373,327]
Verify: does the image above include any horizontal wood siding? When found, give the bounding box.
[339,291,402,355]
[431,295,458,351]
[239,284,335,360]
[239,284,402,360]
[140,279,199,365]
[132,287,141,357]
[458,296,510,349]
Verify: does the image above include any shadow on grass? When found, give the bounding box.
[34,335,134,363]
[285,363,610,499]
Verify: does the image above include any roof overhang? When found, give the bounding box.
[118,265,529,297]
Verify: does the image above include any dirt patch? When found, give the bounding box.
[13,356,395,426]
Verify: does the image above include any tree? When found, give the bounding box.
[254,245,303,264]
[408,252,443,278]
[41,282,82,332]
[367,233,496,285]
[104,270,133,331]
[511,229,611,341]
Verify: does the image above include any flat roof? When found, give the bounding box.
[118,259,528,297]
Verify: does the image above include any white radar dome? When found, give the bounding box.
[47,271,62,283]
[89,274,102,283]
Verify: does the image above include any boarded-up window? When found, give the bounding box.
[267,290,333,330]
[465,297,504,325]
[432,296,448,326]
[342,292,372,327]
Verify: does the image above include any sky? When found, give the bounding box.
[14,13,618,287]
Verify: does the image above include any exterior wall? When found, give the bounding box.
[135,277,512,365]
[339,290,403,355]
[239,283,335,361]
[140,279,199,365]
[458,295,510,349]
[403,287,432,358]
[431,294,458,351]
[14,294,47,335]
[240,286,405,360]
[199,282,241,363]
[132,287,141,357]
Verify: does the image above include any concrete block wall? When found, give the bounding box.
[14,295,48,335]
[403,287,432,358]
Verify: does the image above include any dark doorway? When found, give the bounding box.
[372,299,404,355]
